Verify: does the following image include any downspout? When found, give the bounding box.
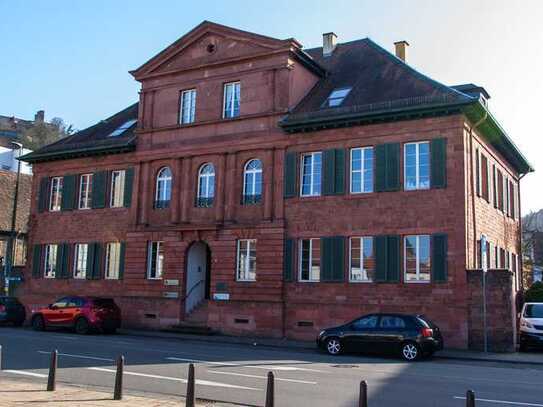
[468,111,488,268]
[517,172,527,291]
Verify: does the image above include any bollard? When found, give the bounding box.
[466,390,475,407]
[265,371,274,407]
[46,350,58,391]
[113,355,124,400]
[359,380,368,407]
[186,363,195,407]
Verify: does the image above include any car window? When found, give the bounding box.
[52,297,70,308]
[92,298,116,308]
[524,304,543,318]
[352,315,379,330]
[70,297,85,308]
[379,316,406,329]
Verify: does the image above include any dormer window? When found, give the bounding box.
[108,119,137,137]
[322,87,352,108]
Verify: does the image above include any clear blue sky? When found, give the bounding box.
[1,0,541,213]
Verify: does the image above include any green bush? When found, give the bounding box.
[525,281,543,302]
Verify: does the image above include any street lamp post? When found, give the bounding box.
[4,141,23,296]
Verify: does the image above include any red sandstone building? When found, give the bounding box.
[20,22,532,350]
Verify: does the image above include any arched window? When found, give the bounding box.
[243,159,263,205]
[155,167,172,208]
[197,163,215,207]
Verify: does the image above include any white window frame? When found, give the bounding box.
[197,163,215,199]
[243,159,263,197]
[223,81,240,119]
[322,87,352,107]
[110,170,126,208]
[300,152,322,197]
[404,141,430,191]
[73,243,88,279]
[299,238,320,282]
[78,173,93,210]
[44,244,58,278]
[236,239,256,281]
[349,236,374,282]
[147,241,164,280]
[155,167,172,205]
[105,242,121,280]
[180,89,197,124]
[404,235,431,283]
[350,147,374,194]
[49,177,63,211]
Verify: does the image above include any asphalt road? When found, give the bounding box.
[1,327,543,407]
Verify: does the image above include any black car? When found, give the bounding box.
[0,296,26,326]
[317,313,443,361]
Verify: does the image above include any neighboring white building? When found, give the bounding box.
[0,147,32,175]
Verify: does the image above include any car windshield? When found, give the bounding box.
[92,298,116,308]
[524,304,543,318]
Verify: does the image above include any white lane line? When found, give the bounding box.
[165,357,324,373]
[37,351,115,362]
[87,367,259,391]
[4,369,48,378]
[208,370,317,385]
[454,396,543,406]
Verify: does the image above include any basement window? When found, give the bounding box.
[322,87,352,108]
[108,119,137,137]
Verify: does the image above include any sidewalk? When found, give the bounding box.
[0,377,208,406]
[119,328,543,365]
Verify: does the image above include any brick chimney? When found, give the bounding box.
[394,41,409,62]
[34,110,45,123]
[323,32,337,57]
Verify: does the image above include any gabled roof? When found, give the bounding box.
[20,103,138,163]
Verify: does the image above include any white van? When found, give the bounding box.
[519,302,543,351]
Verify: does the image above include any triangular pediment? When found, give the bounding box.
[132,21,294,79]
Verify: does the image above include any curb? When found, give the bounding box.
[118,329,543,366]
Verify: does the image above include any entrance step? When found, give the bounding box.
[185,300,209,324]
[167,322,217,336]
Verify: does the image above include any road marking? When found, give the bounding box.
[87,367,259,391]
[165,357,324,373]
[4,369,48,378]
[454,396,543,406]
[37,351,115,362]
[208,370,317,385]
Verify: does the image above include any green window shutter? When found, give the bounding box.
[91,171,107,209]
[283,238,294,282]
[62,243,71,278]
[283,152,297,198]
[332,236,345,281]
[430,138,447,188]
[123,168,134,208]
[375,145,386,192]
[320,237,331,281]
[93,243,103,280]
[119,242,126,279]
[61,175,77,211]
[38,177,49,212]
[86,243,95,280]
[32,245,42,278]
[334,149,345,195]
[55,244,64,279]
[375,235,387,282]
[320,236,345,282]
[375,143,400,192]
[323,150,336,196]
[431,234,448,283]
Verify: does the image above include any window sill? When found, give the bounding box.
[147,277,163,281]
[349,279,374,283]
[44,275,55,279]
[236,279,256,283]
[73,276,86,280]
[404,280,431,284]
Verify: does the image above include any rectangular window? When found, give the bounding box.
[147,241,164,280]
[78,174,93,209]
[44,244,58,278]
[180,89,196,124]
[236,239,256,281]
[404,235,431,282]
[349,237,375,282]
[350,147,374,194]
[300,152,322,197]
[481,155,489,201]
[299,238,320,282]
[404,142,430,190]
[49,177,63,211]
[110,170,126,208]
[497,170,504,211]
[322,87,352,107]
[73,243,88,279]
[105,242,121,279]
[223,82,240,119]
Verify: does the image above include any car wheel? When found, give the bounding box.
[32,315,45,331]
[74,317,90,335]
[401,342,420,361]
[325,337,342,355]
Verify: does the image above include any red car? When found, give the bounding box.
[31,296,121,334]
